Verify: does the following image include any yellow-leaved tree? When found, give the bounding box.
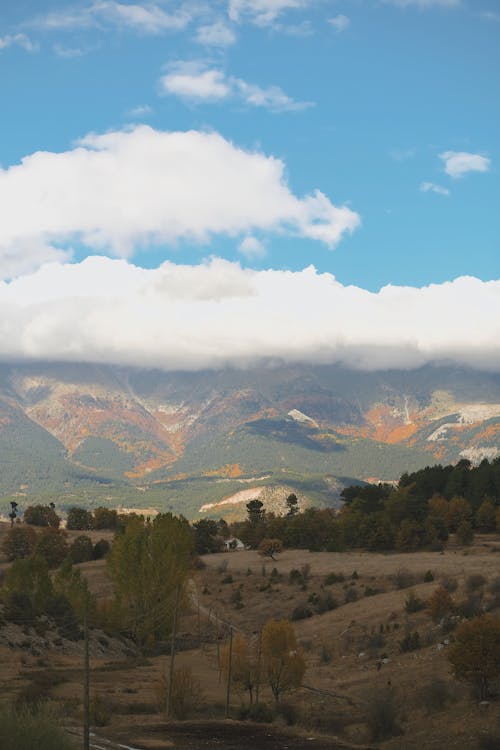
[448,614,500,700]
[261,619,305,702]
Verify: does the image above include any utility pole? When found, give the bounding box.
[83,601,90,750]
[166,584,181,719]
[225,626,233,719]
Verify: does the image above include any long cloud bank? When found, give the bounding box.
[1,256,499,372]
[0,126,359,279]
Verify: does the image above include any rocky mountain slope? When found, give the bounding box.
[1,362,499,517]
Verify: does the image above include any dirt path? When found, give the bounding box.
[69,721,377,750]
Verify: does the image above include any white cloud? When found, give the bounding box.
[0,126,359,279]
[93,1,191,33]
[126,104,154,118]
[195,21,237,47]
[480,11,500,22]
[228,0,309,26]
[389,147,416,162]
[439,150,491,178]
[0,33,38,52]
[328,15,350,32]
[238,236,266,258]
[234,78,313,111]
[382,0,460,7]
[420,181,450,196]
[30,1,191,34]
[1,258,499,372]
[160,61,313,111]
[160,63,231,100]
[53,43,85,58]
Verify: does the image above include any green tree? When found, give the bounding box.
[192,519,223,554]
[285,493,299,517]
[448,615,500,700]
[66,507,93,530]
[24,504,60,528]
[93,507,118,530]
[475,499,497,532]
[107,513,193,645]
[1,555,53,618]
[35,528,69,568]
[70,535,94,563]
[2,525,37,561]
[54,557,95,621]
[261,619,305,702]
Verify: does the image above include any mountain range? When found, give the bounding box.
[1,362,499,519]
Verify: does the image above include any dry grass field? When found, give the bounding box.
[1,522,499,749]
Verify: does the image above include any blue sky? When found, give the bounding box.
[0,0,499,371]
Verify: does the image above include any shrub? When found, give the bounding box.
[0,705,76,750]
[221,574,233,584]
[456,520,474,545]
[324,572,345,585]
[70,536,94,564]
[427,586,454,622]
[2,526,37,561]
[399,631,421,652]
[237,702,274,723]
[66,507,93,531]
[23,505,60,528]
[291,604,313,621]
[466,574,487,593]
[440,575,458,593]
[35,529,69,568]
[89,692,111,727]
[393,568,417,589]
[344,587,358,603]
[289,569,303,585]
[423,570,434,582]
[405,590,425,614]
[364,685,402,741]
[92,539,110,560]
[418,678,456,712]
[156,666,204,719]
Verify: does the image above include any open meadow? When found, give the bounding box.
[1,520,500,749]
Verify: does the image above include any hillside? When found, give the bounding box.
[1,362,499,518]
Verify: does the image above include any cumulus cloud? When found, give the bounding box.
[420,181,450,196]
[195,21,237,47]
[328,15,350,32]
[160,63,231,100]
[238,236,266,258]
[1,257,499,372]
[0,126,359,279]
[439,151,491,178]
[228,0,309,26]
[160,61,313,111]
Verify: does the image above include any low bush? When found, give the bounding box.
[0,705,76,750]
[404,590,425,614]
[237,702,274,723]
[418,678,456,712]
[466,574,487,593]
[364,685,402,742]
[399,631,421,652]
[324,572,345,585]
[291,604,313,621]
